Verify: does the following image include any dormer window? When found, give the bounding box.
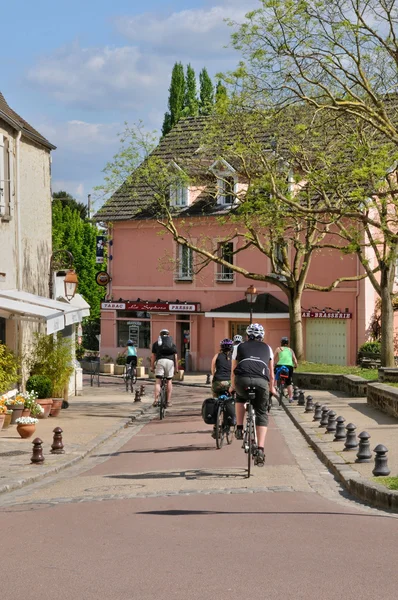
[209,158,238,206]
[170,184,188,207]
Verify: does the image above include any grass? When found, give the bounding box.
[296,361,378,380]
[373,477,398,490]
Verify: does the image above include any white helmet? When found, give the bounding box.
[246,323,264,340]
[233,335,243,344]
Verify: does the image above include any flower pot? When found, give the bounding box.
[16,423,36,438]
[0,414,5,430]
[114,364,125,375]
[22,408,31,418]
[100,363,114,375]
[136,366,145,378]
[50,398,63,417]
[173,370,184,382]
[36,398,53,419]
[2,412,12,430]
[10,404,25,424]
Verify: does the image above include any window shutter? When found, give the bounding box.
[0,134,5,214]
[8,138,14,217]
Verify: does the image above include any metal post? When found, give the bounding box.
[250,305,253,325]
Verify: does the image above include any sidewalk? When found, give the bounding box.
[0,377,154,496]
[283,390,398,511]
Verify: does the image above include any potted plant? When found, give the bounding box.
[15,416,39,439]
[0,403,7,430]
[173,359,185,381]
[26,375,53,418]
[136,357,146,378]
[5,396,26,424]
[0,343,20,398]
[75,344,85,362]
[100,354,114,375]
[115,353,126,375]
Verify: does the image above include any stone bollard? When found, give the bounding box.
[140,385,146,397]
[31,438,45,464]
[326,410,337,434]
[134,389,142,403]
[51,427,65,455]
[319,406,330,427]
[298,390,305,406]
[343,423,359,451]
[313,402,322,421]
[206,373,211,384]
[304,395,314,413]
[293,388,300,403]
[372,444,391,476]
[334,416,346,441]
[355,431,372,463]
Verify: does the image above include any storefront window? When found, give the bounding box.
[230,322,248,339]
[117,320,150,348]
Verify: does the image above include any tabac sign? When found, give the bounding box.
[101,301,201,312]
[302,311,352,319]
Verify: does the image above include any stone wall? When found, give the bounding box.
[367,383,398,418]
[292,372,368,397]
[378,368,398,383]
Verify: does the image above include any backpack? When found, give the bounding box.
[201,398,218,425]
[157,335,176,358]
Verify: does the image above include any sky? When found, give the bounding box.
[2,0,258,210]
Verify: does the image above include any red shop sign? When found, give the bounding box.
[125,301,201,312]
[302,311,352,319]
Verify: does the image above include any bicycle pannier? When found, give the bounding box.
[201,398,218,425]
[224,398,236,426]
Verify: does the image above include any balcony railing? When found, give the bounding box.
[174,270,193,281]
[215,271,234,282]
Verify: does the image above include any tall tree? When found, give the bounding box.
[53,190,87,219]
[199,68,214,115]
[162,62,186,136]
[183,64,199,117]
[215,80,228,111]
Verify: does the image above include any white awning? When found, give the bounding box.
[68,293,90,318]
[0,290,90,334]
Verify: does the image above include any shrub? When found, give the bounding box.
[101,354,114,363]
[116,353,127,365]
[26,375,52,399]
[0,344,20,394]
[358,341,381,354]
[75,345,85,361]
[26,333,73,398]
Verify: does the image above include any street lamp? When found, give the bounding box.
[245,284,258,325]
[64,269,78,301]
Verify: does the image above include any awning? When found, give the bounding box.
[205,293,290,320]
[0,290,90,334]
[68,293,90,318]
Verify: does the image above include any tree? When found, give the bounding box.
[183,64,199,117]
[199,68,214,115]
[53,190,87,220]
[162,62,186,136]
[225,0,398,366]
[215,80,228,111]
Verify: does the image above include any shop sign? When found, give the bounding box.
[101,301,126,310]
[96,271,111,287]
[96,236,106,264]
[125,301,200,312]
[302,311,352,319]
[127,321,142,326]
[169,304,197,312]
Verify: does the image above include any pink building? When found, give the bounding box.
[95,118,375,371]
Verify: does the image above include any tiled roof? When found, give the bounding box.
[209,293,289,314]
[0,92,56,150]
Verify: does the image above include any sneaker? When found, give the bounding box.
[254,449,265,467]
[235,428,244,440]
[288,398,294,403]
[211,427,217,439]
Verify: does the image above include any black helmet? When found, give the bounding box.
[281,337,289,345]
[127,340,134,346]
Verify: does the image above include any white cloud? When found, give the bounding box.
[53,180,85,200]
[38,119,120,153]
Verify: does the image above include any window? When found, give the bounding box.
[176,244,193,280]
[117,320,150,348]
[217,175,236,205]
[230,322,247,339]
[170,184,188,207]
[0,134,12,219]
[0,317,5,344]
[216,242,234,282]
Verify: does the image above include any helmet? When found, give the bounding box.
[281,337,289,346]
[127,340,134,346]
[246,323,264,340]
[220,338,233,350]
[160,329,169,336]
[233,335,243,344]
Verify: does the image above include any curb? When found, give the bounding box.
[282,401,398,512]
[0,402,155,497]
[95,373,211,389]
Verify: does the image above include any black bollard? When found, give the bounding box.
[31,438,45,464]
[51,427,65,455]
[134,389,141,403]
[206,373,211,385]
[372,444,391,476]
[313,402,322,421]
[140,385,146,397]
[343,423,359,451]
[305,395,314,413]
[326,410,337,433]
[293,388,299,403]
[319,406,330,427]
[298,390,305,406]
[355,431,372,463]
[334,416,346,441]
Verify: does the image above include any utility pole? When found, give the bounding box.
[87,194,91,220]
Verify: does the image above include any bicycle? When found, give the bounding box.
[275,366,289,406]
[158,376,167,420]
[242,386,258,478]
[214,393,235,449]
[123,362,137,393]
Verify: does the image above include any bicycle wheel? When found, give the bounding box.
[132,367,137,385]
[226,421,234,445]
[247,417,252,478]
[278,384,283,406]
[159,385,166,420]
[215,404,224,449]
[124,368,129,392]
[130,372,134,393]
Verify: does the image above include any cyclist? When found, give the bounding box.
[151,329,178,407]
[122,340,138,372]
[230,323,276,467]
[274,337,298,403]
[233,334,243,347]
[211,338,233,398]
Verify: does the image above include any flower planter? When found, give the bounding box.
[16,423,36,438]
[50,398,63,417]
[36,398,53,419]
[136,366,145,378]
[2,411,12,430]
[21,408,31,418]
[100,363,114,375]
[114,364,125,376]
[10,404,25,424]
[0,414,5,430]
[173,370,184,382]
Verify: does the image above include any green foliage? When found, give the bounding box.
[183,64,199,117]
[101,354,114,364]
[116,353,127,365]
[83,318,100,351]
[358,341,381,354]
[215,81,228,112]
[373,477,398,490]
[27,333,73,397]
[162,62,186,136]
[0,344,19,394]
[296,362,379,380]
[52,198,105,320]
[199,68,214,115]
[53,190,87,219]
[75,345,85,361]
[26,375,52,399]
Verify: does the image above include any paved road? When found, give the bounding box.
[1,385,397,600]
